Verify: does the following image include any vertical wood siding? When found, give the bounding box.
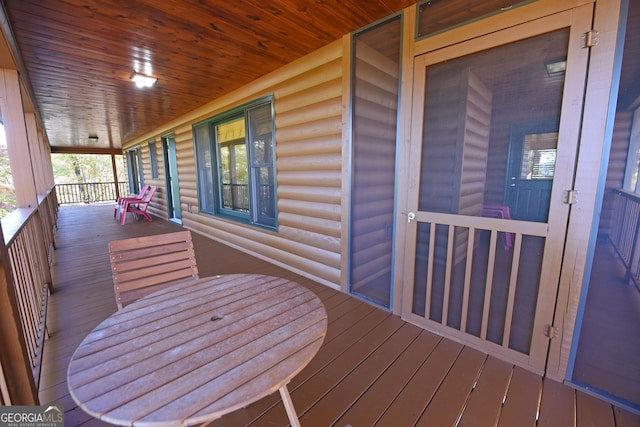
[126,41,345,288]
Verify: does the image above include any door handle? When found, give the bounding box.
[401,212,416,223]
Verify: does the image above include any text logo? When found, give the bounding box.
[0,406,64,427]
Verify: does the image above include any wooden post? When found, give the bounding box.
[0,69,38,209]
[25,113,46,196]
[112,153,121,200]
[0,71,53,290]
[39,129,55,191]
[0,68,52,400]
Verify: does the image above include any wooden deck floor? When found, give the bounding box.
[39,204,640,427]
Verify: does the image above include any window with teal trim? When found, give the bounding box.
[193,97,277,229]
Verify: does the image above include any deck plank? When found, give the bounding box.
[334,330,443,426]
[498,366,542,427]
[615,406,640,427]
[376,338,464,426]
[538,377,576,427]
[577,391,616,427]
[416,346,487,426]
[38,205,640,427]
[458,356,514,427]
[300,322,423,426]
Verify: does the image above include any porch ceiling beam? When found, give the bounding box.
[49,146,122,155]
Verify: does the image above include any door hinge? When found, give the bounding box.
[564,190,578,205]
[583,30,599,48]
[545,324,559,339]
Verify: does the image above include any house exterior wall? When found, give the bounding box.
[122,0,626,381]
[124,40,345,290]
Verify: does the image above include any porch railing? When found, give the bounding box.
[0,189,58,403]
[222,183,249,211]
[221,183,274,215]
[609,189,640,292]
[56,181,129,205]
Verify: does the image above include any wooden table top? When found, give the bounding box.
[67,274,328,426]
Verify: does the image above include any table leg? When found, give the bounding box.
[279,384,301,427]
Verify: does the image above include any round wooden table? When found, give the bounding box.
[67,274,327,426]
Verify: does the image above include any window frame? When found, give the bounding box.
[193,95,278,230]
[148,140,159,179]
[125,147,144,193]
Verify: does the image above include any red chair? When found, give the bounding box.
[119,186,157,225]
[114,185,150,219]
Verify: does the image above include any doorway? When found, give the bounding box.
[401,9,592,373]
[505,122,558,223]
[162,133,182,224]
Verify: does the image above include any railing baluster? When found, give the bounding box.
[1,190,57,396]
[609,189,640,293]
[55,182,129,205]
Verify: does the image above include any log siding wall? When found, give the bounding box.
[93,0,629,384]
[125,41,345,289]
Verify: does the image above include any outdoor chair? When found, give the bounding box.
[114,185,149,219]
[118,185,156,225]
[108,230,200,309]
[481,204,514,250]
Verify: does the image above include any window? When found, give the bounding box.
[520,132,557,180]
[125,147,144,193]
[148,140,159,179]
[416,0,535,39]
[193,97,277,229]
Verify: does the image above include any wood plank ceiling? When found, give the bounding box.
[1,1,638,154]
[0,0,416,153]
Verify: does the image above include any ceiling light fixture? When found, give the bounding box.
[130,72,158,88]
[88,135,99,143]
[544,58,567,77]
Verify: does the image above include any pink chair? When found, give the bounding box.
[481,204,514,250]
[114,185,149,220]
[119,186,157,225]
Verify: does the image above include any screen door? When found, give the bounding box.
[402,7,592,373]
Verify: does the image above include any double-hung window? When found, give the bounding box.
[194,96,277,229]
